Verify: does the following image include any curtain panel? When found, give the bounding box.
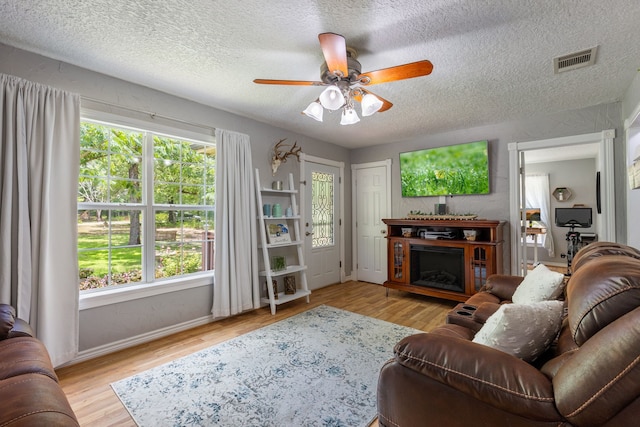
[0,74,80,366]
[525,174,555,257]
[212,129,260,318]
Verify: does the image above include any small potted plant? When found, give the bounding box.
[271,255,287,271]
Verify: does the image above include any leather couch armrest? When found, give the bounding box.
[393,333,561,420]
[482,274,523,301]
[472,301,502,324]
[553,308,640,426]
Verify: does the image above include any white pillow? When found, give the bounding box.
[472,300,564,362]
[511,263,565,304]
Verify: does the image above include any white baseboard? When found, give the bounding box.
[64,314,215,367]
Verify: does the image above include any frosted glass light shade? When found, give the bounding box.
[319,85,345,110]
[340,108,360,125]
[302,101,323,121]
[361,93,383,116]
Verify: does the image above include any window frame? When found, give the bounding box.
[78,108,216,310]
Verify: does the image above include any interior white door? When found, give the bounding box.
[353,161,390,284]
[303,162,341,289]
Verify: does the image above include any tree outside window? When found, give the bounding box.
[78,121,215,291]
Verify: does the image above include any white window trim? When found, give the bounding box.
[79,273,214,310]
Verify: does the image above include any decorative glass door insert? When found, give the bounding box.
[311,171,335,248]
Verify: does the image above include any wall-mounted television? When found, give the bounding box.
[399,140,490,197]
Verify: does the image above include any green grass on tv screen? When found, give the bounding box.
[400,140,489,197]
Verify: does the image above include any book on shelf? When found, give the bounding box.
[267,223,291,244]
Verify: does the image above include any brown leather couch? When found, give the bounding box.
[0,304,79,426]
[378,242,640,426]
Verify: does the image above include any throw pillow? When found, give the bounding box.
[472,300,565,362]
[511,263,565,304]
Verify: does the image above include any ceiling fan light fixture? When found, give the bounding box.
[361,93,383,116]
[340,108,360,125]
[319,85,345,110]
[302,101,323,122]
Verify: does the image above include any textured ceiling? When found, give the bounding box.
[1,0,639,148]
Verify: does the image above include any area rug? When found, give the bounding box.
[111,305,421,426]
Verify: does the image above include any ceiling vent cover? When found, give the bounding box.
[554,46,598,73]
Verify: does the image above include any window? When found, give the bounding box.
[78,120,215,292]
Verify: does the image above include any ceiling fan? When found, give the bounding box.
[253,32,433,125]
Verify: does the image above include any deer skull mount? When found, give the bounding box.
[271,139,302,175]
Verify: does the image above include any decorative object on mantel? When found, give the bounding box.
[463,229,477,241]
[405,210,478,221]
[271,139,302,175]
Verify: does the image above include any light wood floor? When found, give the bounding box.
[56,281,457,426]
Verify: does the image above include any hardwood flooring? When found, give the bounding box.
[56,281,457,426]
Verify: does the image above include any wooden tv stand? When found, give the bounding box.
[383,218,506,302]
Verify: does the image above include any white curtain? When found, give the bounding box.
[525,174,555,257]
[0,74,79,366]
[212,129,260,318]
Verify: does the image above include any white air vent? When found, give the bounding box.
[554,46,598,73]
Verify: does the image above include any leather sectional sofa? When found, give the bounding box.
[0,304,79,426]
[378,242,640,426]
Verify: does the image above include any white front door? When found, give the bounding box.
[303,161,341,289]
[353,160,391,284]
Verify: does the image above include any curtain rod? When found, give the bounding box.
[80,96,216,133]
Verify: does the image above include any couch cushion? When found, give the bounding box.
[393,333,562,421]
[0,337,58,381]
[511,263,565,304]
[0,373,79,426]
[571,242,640,273]
[472,300,565,362]
[567,255,640,346]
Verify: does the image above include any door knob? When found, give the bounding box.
[305,231,314,236]
[381,230,387,234]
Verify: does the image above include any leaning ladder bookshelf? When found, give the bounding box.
[254,169,310,314]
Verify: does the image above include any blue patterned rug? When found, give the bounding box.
[111,305,421,426]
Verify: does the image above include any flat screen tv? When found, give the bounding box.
[555,207,592,228]
[400,140,490,197]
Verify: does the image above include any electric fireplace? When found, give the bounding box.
[410,245,465,293]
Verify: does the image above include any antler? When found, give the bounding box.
[271,139,302,175]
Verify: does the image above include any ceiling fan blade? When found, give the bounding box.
[353,88,393,112]
[253,79,323,86]
[318,33,348,77]
[359,60,433,85]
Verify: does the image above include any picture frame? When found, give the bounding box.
[267,222,291,244]
[266,279,278,299]
[284,275,296,294]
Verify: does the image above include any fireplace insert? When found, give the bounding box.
[410,245,465,293]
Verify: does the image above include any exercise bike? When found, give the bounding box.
[556,207,592,277]
[560,225,582,276]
